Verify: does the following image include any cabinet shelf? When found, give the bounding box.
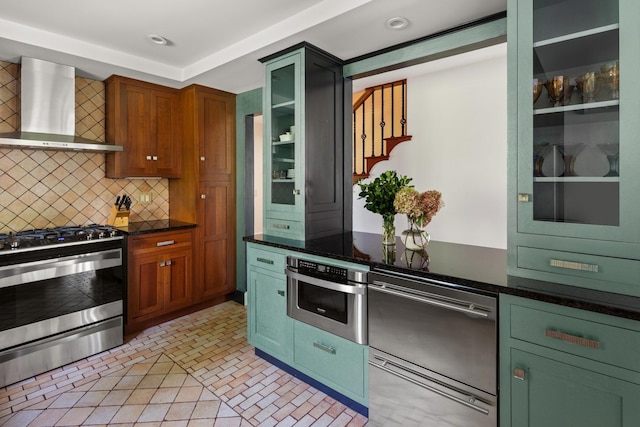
[534,24,619,48]
[272,100,295,109]
[534,176,620,183]
[274,158,295,163]
[273,140,295,146]
[534,100,619,115]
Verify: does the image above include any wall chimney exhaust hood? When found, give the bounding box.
[0,57,122,153]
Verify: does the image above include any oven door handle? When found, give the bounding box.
[369,281,489,318]
[285,269,366,295]
[369,354,491,415]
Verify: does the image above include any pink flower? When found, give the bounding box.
[394,188,444,228]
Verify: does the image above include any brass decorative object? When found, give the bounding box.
[600,62,620,100]
[544,76,568,107]
[533,78,544,105]
[576,72,600,103]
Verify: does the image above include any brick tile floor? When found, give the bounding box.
[0,301,368,426]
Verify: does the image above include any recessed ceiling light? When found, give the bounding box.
[147,34,168,45]
[385,16,409,30]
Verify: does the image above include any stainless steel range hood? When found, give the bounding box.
[0,58,122,152]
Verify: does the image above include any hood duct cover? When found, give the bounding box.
[0,57,122,152]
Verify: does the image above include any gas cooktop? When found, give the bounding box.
[0,225,123,252]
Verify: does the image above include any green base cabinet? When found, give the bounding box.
[507,0,640,295]
[246,244,292,362]
[293,320,367,405]
[246,243,368,406]
[500,295,640,426]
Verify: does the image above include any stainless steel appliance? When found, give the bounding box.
[285,255,368,344]
[0,225,124,388]
[368,270,497,427]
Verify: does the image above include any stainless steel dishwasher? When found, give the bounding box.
[367,270,497,427]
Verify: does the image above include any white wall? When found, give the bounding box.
[352,45,508,249]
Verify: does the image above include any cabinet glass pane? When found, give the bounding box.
[270,64,296,206]
[531,0,619,226]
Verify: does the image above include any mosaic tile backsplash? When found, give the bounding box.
[0,60,169,233]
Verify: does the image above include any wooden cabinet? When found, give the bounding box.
[507,0,640,295]
[105,75,181,178]
[169,85,236,302]
[127,230,193,328]
[500,294,640,426]
[261,43,351,241]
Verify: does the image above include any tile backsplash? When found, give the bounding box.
[0,60,169,233]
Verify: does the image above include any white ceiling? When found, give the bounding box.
[0,0,506,94]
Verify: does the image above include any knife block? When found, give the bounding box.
[107,205,130,227]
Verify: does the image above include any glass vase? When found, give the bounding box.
[382,217,396,246]
[401,220,430,250]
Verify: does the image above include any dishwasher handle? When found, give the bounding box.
[369,354,490,415]
[369,281,489,318]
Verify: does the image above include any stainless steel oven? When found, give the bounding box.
[0,226,124,388]
[285,255,368,344]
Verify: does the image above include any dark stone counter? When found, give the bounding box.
[117,219,196,236]
[244,232,640,321]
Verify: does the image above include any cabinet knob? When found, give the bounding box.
[277,290,285,297]
[200,156,205,161]
[146,155,152,160]
[513,368,526,380]
[166,260,172,266]
[201,194,206,199]
[152,155,158,161]
[292,189,300,195]
[159,261,166,267]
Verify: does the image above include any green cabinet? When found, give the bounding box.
[261,44,351,241]
[246,244,292,362]
[500,294,640,426]
[245,242,368,407]
[507,0,640,295]
[293,320,367,404]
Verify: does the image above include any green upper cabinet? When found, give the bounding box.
[261,44,352,241]
[508,0,640,295]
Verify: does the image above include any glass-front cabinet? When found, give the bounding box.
[265,54,302,219]
[509,0,640,295]
[261,44,350,241]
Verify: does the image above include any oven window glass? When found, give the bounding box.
[298,281,348,323]
[0,268,123,332]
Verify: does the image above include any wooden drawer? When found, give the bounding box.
[518,246,640,289]
[508,297,640,372]
[130,230,193,252]
[293,320,366,400]
[247,244,286,274]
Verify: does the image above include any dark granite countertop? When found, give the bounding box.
[118,219,196,236]
[244,232,640,321]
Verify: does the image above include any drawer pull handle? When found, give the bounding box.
[273,223,290,229]
[257,257,275,265]
[277,290,285,297]
[157,240,175,247]
[545,329,600,349]
[549,258,598,273]
[513,368,526,381]
[313,341,336,355]
[518,193,531,202]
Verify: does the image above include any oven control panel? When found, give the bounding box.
[297,259,348,283]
